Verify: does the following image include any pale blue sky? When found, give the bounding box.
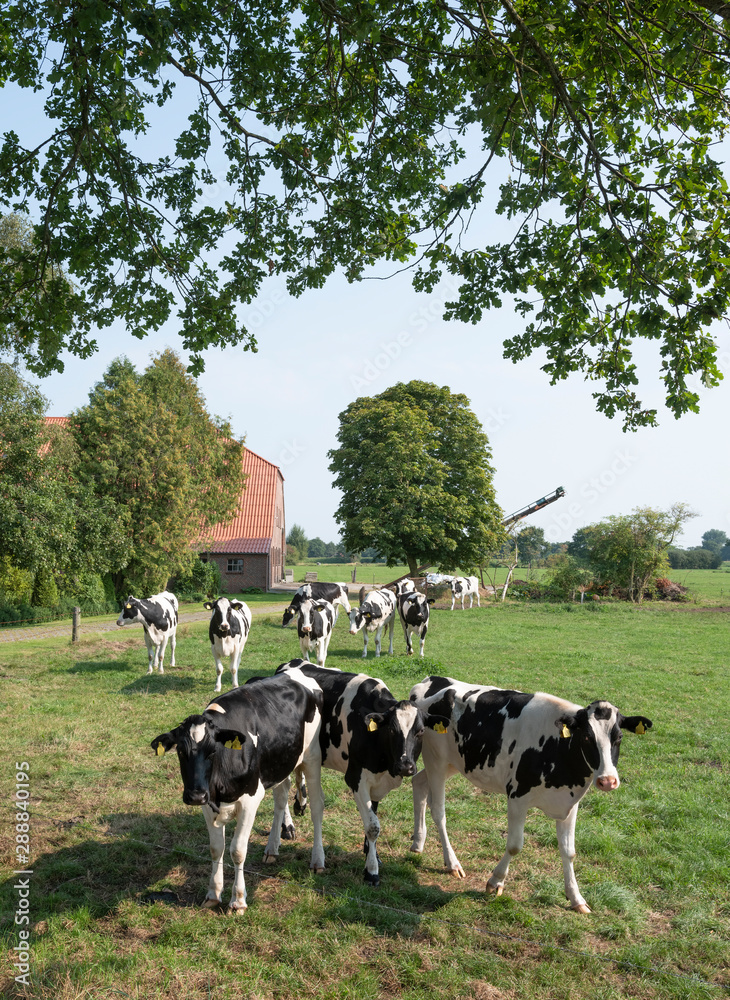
[5,70,730,551]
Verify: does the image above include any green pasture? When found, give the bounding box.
[1,600,728,999]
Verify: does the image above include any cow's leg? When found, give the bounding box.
[212,646,226,693]
[556,804,590,913]
[487,797,529,897]
[293,765,308,816]
[352,787,381,885]
[410,767,430,854]
[229,783,266,912]
[476,590,481,608]
[362,629,369,658]
[143,630,156,674]
[418,624,427,657]
[387,617,394,655]
[201,805,226,908]
[422,761,465,878]
[450,592,456,611]
[374,626,382,657]
[299,637,310,661]
[403,622,413,656]
[157,634,169,673]
[264,776,290,863]
[302,757,325,873]
[168,628,176,666]
[230,644,243,690]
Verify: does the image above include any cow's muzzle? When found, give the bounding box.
[183,789,211,807]
[397,759,417,777]
[595,775,619,791]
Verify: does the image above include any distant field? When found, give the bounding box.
[1,600,727,999]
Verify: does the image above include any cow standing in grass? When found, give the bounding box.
[282,582,350,627]
[297,598,336,666]
[116,591,178,674]
[348,589,397,658]
[204,597,252,692]
[450,576,480,610]
[151,668,325,912]
[409,675,653,913]
[395,581,434,657]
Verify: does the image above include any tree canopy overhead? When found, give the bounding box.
[2,2,730,427]
[329,380,504,575]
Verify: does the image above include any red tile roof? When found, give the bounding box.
[43,418,283,555]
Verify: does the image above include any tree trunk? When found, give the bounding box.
[407,554,419,577]
[501,562,517,602]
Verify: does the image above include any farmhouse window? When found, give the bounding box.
[227,558,244,573]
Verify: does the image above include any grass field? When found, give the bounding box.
[1,599,728,999]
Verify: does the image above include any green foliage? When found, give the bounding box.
[700,529,728,555]
[329,381,505,575]
[668,547,722,570]
[515,525,547,567]
[2,5,730,425]
[0,363,131,578]
[72,350,244,595]
[171,557,223,601]
[0,556,33,605]
[546,556,594,601]
[286,524,308,564]
[576,505,697,603]
[31,566,59,607]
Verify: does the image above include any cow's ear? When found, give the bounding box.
[214,728,247,750]
[556,715,576,739]
[363,712,385,732]
[151,731,177,756]
[427,598,435,605]
[426,715,450,734]
[619,714,653,735]
[203,601,214,610]
[230,601,244,610]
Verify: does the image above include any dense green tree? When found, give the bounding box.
[701,529,729,555]
[2,4,730,426]
[668,547,722,570]
[286,524,309,564]
[0,362,129,578]
[580,505,696,603]
[307,537,326,559]
[515,526,547,570]
[72,351,244,595]
[329,381,504,576]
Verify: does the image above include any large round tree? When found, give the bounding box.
[329,382,504,576]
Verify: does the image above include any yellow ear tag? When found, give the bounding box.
[367,719,378,732]
[156,744,165,756]
[433,722,448,734]
[224,737,243,749]
[635,721,646,735]
[125,603,132,609]
[560,724,571,739]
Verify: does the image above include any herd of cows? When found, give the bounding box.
[116,580,653,916]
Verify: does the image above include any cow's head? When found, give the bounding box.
[204,597,245,633]
[556,701,653,791]
[298,598,328,634]
[151,715,247,812]
[394,579,416,598]
[452,579,464,595]
[282,603,298,627]
[117,596,142,627]
[363,701,450,778]
[348,602,381,634]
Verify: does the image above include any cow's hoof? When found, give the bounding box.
[227,904,247,915]
[201,897,222,910]
[311,866,326,874]
[409,844,423,854]
[450,866,466,879]
[281,823,296,840]
[363,868,380,887]
[263,853,278,865]
[486,880,503,896]
[293,800,307,817]
[407,650,413,656]
[572,902,592,914]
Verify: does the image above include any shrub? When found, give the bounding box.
[0,557,34,605]
[31,567,59,607]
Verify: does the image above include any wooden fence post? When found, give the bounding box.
[72,606,80,642]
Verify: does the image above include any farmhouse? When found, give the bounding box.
[44,418,286,592]
[201,446,286,592]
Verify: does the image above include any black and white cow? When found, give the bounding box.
[297,598,336,666]
[450,575,480,611]
[116,590,178,674]
[348,589,397,658]
[203,597,253,692]
[396,586,435,657]
[409,676,653,913]
[151,668,325,913]
[282,582,350,627]
[276,660,449,886]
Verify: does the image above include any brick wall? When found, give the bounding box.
[209,554,268,591]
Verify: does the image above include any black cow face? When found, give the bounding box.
[151,716,246,811]
[204,597,245,635]
[364,703,449,778]
[556,702,653,788]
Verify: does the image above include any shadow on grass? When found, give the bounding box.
[0,808,457,934]
[69,659,134,674]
